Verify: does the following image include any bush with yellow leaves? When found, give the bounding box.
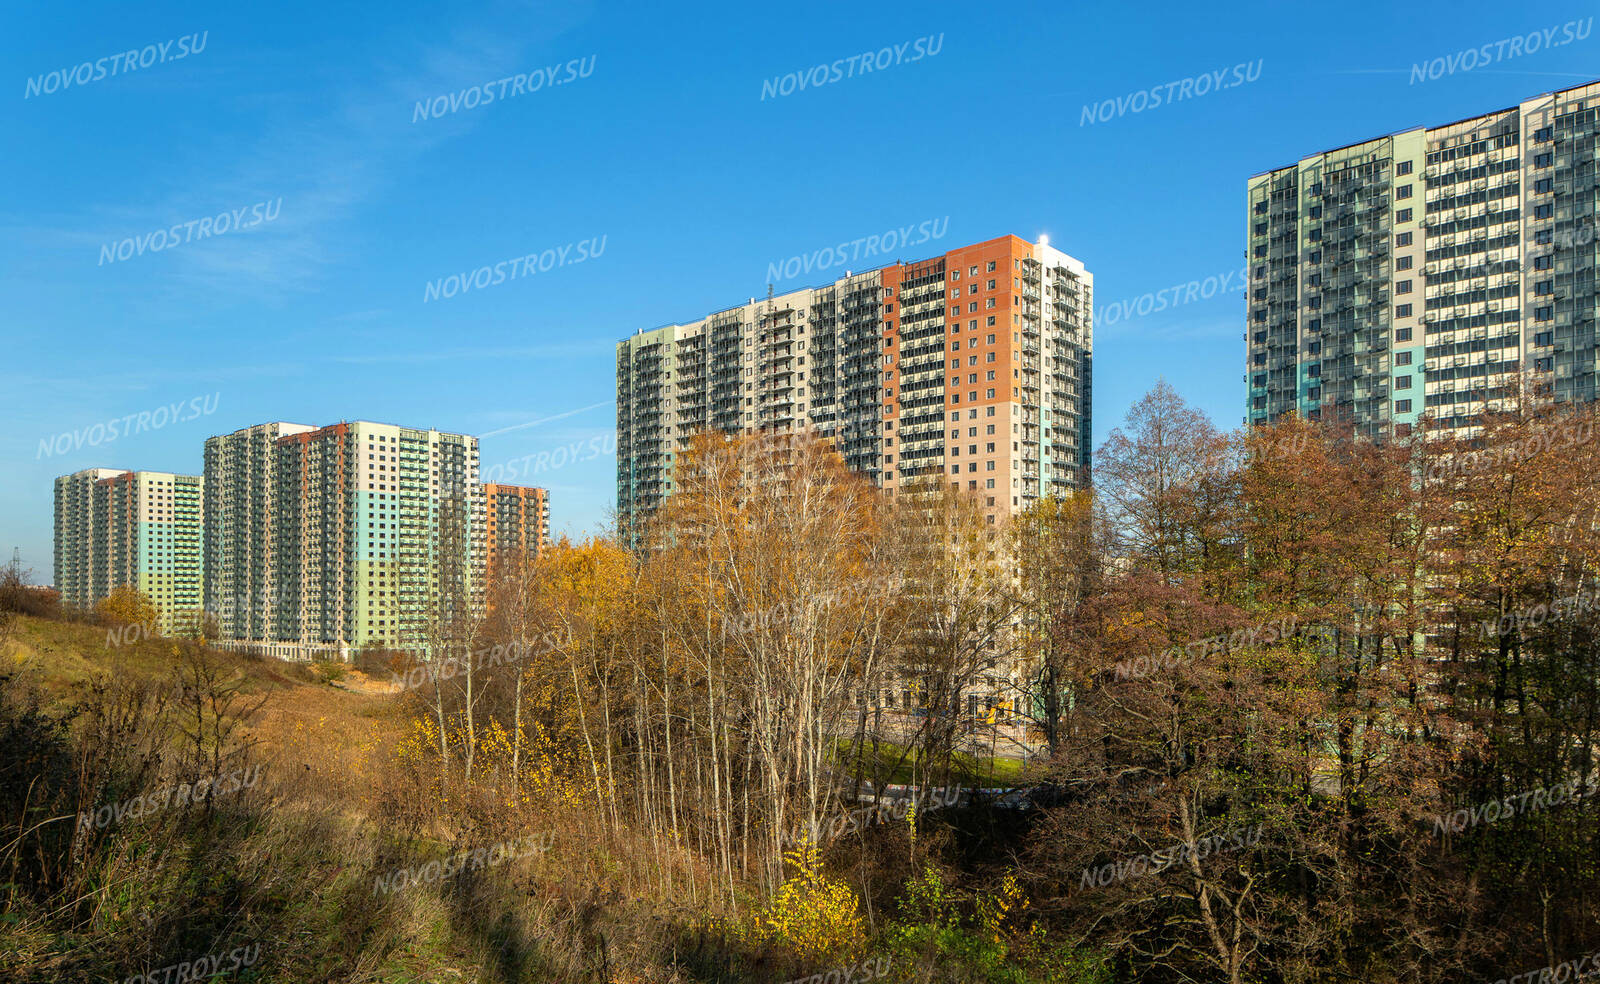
[742,840,863,962]
[884,865,1109,984]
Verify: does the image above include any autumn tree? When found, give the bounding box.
[95,585,159,630]
[1007,491,1101,756]
[643,430,904,891]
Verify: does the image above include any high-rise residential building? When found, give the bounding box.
[54,468,126,614]
[617,233,1093,534]
[482,483,549,588]
[204,420,481,660]
[53,468,203,633]
[1247,79,1600,438]
[204,422,315,643]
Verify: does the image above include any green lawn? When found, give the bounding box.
[833,736,1028,786]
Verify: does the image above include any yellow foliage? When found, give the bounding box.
[395,708,587,812]
[96,584,159,629]
[978,871,1027,944]
[743,840,863,961]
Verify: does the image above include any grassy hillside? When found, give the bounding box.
[0,617,640,982]
[0,616,1099,984]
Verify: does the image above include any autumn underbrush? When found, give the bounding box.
[0,607,1125,983]
[675,835,1109,984]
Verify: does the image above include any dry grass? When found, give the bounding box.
[0,615,739,983]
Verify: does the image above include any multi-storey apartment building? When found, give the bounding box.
[53,468,203,633]
[53,467,126,614]
[482,483,549,589]
[204,420,481,660]
[617,233,1093,534]
[203,422,315,642]
[1248,79,1600,437]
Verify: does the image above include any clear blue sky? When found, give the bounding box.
[3,0,1596,581]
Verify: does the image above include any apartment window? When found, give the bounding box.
[1536,306,1554,321]
[1397,280,1412,294]
[1396,232,1412,246]
[987,279,996,290]
[1536,127,1552,141]
[1308,386,1321,401]
[1396,375,1412,389]
[1396,255,1413,271]
[1396,303,1413,317]
[986,316,996,326]
[1536,152,1553,168]
[1536,280,1553,296]
[986,261,996,271]
[1396,160,1413,176]
[969,265,978,276]
[968,284,978,295]
[1308,364,1321,377]
[1396,184,1413,199]
[1397,208,1412,223]
[1535,204,1553,219]
[986,333,996,344]
[985,298,996,309]
[1396,399,1413,413]
[1535,178,1553,194]
[968,302,978,312]
[951,270,960,281]
[1396,351,1412,366]
[1535,255,1553,270]
[1396,327,1412,341]
[1536,357,1553,371]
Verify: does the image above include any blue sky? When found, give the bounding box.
[3,0,1597,580]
